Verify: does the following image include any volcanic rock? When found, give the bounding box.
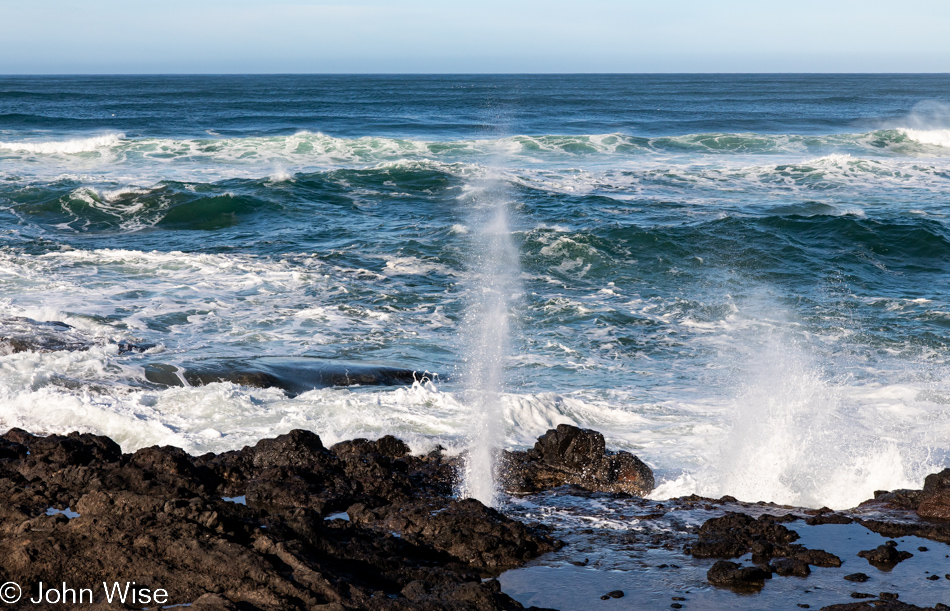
[144,357,430,395]
[502,424,654,496]
[770,557,811,577]
[844,573,870,582]
[821,602,941,611]
[685,511,841,570]
[918,468,950,520]
[706,560,770,591]
[0,427,559,610]
[857,542,913,568]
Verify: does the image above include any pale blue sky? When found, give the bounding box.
[3,0,948,73]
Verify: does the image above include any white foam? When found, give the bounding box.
[0,134,124,154]
[383,256,454,277]
[899,128,950,148]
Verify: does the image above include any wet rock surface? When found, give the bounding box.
[501,425,654,496]
[500,480,950,610]
[0,316,154,355]
[685,511,842,570]
[0,428,559,610]
[858,542,914,569]
[143,357,433,395]
[706,560,771,590]
[821,601,948,611]
[860,470,950,543]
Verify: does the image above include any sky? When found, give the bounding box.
[2,0,949,74]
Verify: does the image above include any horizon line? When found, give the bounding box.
[2,71,950,77]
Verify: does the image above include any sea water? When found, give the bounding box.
[1,74,949,509]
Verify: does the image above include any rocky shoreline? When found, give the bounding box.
[0,424,947,610]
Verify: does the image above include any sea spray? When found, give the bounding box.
[652,300,939,510]
[457,177,521,507]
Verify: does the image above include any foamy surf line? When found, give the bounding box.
[0,133,125,154]
[0,358,941,511]
[2,128,950,161]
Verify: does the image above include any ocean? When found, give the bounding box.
[1,74,949,511]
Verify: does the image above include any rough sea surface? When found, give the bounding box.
[2,74,950,510]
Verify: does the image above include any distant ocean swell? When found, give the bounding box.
[2,128,950,162]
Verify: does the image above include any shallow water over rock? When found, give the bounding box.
[498,492,950,610]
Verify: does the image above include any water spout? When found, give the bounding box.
[458,177,520,507]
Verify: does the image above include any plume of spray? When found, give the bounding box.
[678,296,940,510]
[457,176,521,507]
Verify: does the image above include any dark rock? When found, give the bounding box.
[502,424,654,496]
[0,427,557,610]
[144,357,432,395]
[844,573,870,582]
[917,471,950,520]
[252,429,330,470]
[857,543,913,568]
[924,468,950,492]
[791,547,842,568]
[604,590,624,598]
[687,511,796,558]
[805,513,853,526]
[872,489,924,510]
[706,560,770,590]
[771,557,811,577]
[686,510,842,573]
[857,517,950,545]
[348,498,561,570]
[858,469,950,542]
[822,599,936,611]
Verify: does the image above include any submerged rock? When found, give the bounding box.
[820,601,945,611]
[0,316,154,355]
[144,357,433,395]
[502,424,654,496]
[0,317,93,354]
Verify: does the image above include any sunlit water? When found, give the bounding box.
[1,75,950,509]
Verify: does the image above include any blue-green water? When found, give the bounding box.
[2,75,949,508]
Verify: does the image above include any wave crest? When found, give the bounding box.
[899,128,950,148]
[0,133,124,154]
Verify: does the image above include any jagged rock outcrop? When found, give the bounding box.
[502,425,654,496]
[0,428,559,611]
